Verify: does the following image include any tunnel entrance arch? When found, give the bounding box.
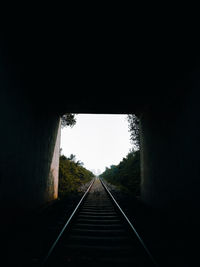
[1,82,200,212]
[58,114,136,198]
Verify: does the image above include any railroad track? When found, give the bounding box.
[42,178,158,266]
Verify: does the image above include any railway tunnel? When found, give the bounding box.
[1,23,200,264]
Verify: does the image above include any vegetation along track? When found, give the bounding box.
[42,178,158,266]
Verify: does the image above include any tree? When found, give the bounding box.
[100,150,141,196]
[68,154,76,161]
[61,113,76,128]
[68,154,83,166]
[127,114,140,150]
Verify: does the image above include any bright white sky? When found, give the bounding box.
[60,114,132,175]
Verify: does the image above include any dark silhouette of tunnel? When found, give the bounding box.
[1,20,200,265]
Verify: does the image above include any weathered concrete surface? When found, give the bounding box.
[139,78,200,265]
[0,88,60,214]
[48,120,61,200]
[1,20,199,115]
[140,80,200,213]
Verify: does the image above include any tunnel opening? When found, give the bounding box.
[58,114,140,200]
[43,113,157,265]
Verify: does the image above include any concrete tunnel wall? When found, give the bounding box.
[48,120,61,200]
[140,78,200,224]
[0,88,61,214]
[1,70,200,224]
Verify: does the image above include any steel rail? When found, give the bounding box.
[100,178,159,267]
[42,178,95,265]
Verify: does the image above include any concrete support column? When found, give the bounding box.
[140,87,200,216]
[0,88,60,214]
[48,120,61,200]
[139,82,200,265]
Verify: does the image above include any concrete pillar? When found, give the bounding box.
[139,78,200,264]
[48,120,61,200]
[0,88,60,215]
[140,86,200,216]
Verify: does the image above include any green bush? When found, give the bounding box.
[100,150,140,196]
[58,155,94,198]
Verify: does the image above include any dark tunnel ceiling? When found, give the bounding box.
[1,24,199,115]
